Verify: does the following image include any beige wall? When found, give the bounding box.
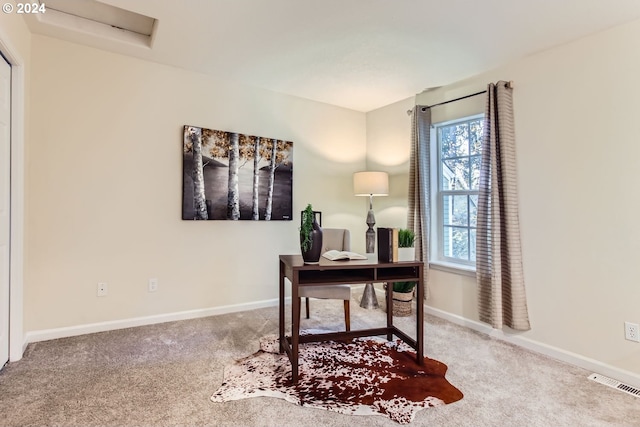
[364,97,415,231]
[367,18,640,375]
[0,3,32,361]
[0,5,31,53]
[26,35,367,332]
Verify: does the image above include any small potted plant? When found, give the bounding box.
[384,280,415,317]
[299,204,323,264]
[398,228,415,262]
[392,228,416,314]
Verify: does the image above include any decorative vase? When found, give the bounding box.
[300,212,323,264]
[398,247,415,262]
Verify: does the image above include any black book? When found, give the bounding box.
[377,227,393,262]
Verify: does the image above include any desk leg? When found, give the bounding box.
[416,265,424,365]
[386,282,393,341]
[279,260,285,353]
[291,272,300,383]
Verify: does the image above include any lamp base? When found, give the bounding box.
[365,204,376,254]
[359,283,379,309]
[365,229,375,254]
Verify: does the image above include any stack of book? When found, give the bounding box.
[377,227,399,262]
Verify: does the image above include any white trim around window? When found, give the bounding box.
[429,114,484,274]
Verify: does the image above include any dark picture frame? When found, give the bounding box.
[182,125,293,220]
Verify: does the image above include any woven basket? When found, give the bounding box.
[391,290,413,317]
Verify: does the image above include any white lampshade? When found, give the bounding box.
[353,171,389,196]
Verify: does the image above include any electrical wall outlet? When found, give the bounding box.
[148,278,158,292]
[624,322,640,342]
[97,282,108,297]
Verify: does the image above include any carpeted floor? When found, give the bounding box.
[0,286,639,426]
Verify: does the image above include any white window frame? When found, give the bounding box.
[429,114,484,275]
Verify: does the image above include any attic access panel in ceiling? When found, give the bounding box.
[37,0,156,47]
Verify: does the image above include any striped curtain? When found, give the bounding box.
[407,106,431,298]
[476,82,531,330]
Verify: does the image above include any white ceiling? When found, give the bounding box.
[25,0,640,112]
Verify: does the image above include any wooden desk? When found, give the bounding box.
[279,254,424,382]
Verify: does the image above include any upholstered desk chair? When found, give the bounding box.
[298,228,352,331]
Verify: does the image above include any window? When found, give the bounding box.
[431,115,484,268]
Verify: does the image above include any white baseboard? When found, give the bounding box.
[424,305,640,389]
[25,297,283,345]
[24,296,640,390]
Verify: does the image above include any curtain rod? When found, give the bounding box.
[407,80,514,115]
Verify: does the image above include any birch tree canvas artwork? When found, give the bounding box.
[182,125,293,220]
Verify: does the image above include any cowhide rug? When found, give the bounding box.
[211,333,463,424]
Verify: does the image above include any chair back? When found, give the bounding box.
[322,228,351,252]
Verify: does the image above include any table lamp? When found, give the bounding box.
[353,171,389,310]
[353,171,389,253]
